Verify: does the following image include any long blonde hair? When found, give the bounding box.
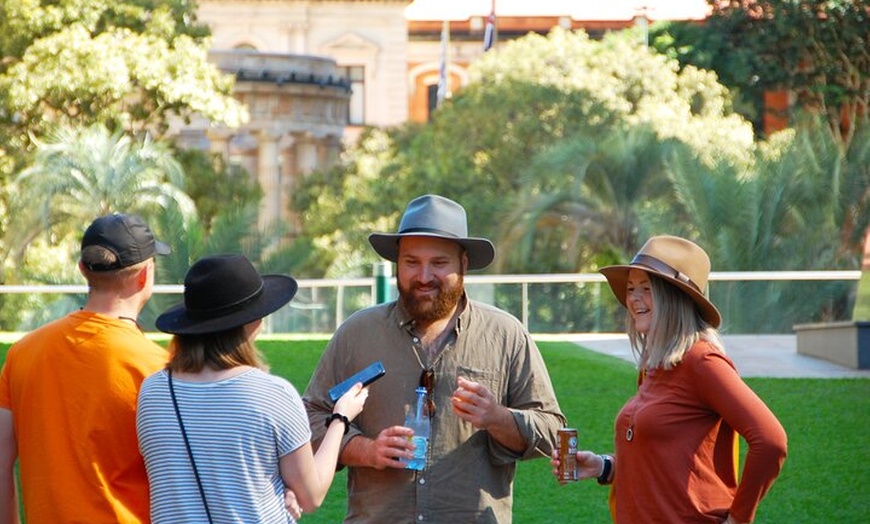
[627,273,723,370]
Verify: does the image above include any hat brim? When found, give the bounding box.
[155,275,298,335]
[600,264,721,328]
[154,240,171,256]
[368,232,495,270]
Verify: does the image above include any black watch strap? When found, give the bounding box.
[597,454,613,485]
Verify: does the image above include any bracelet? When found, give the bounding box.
[597,454,613,485]
[325,413,350,435]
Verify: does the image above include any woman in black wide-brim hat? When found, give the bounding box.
[551,236,788,524]
[136,254,368,524]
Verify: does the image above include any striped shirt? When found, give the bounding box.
[137,368,311,524]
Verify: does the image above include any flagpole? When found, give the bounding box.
[436,19,450,108]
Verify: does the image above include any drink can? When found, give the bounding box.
[557,428,578,481]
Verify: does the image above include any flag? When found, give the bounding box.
[483,1,496,52]
[436,19,450,107]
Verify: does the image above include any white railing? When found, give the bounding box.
[0,271,861,335]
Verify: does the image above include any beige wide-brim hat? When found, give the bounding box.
[599,235,721,327]
[369,194,495,270]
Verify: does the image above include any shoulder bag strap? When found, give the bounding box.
[168,369,215,524]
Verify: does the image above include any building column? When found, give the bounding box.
[279,134,300,234]
[288,22,308,54]
[295,132,319,177]
[323,134,343,167]
[206,129,233,160]
[258,130,282,229]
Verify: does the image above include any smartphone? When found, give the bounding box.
[328,361,386,402]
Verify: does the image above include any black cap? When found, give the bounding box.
[81,214,171,271]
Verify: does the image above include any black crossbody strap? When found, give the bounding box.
[168,369,215,524]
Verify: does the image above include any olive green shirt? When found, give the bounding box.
[303,298,566,524]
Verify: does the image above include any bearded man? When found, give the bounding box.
[303,194,566,524]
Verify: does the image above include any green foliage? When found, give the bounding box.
[174,148,263,230]
[0,123,289,331]
[653,0,869,145]
[471,28,754,167]
[650,18,767,132]
[141,200,299,330]
[1,123,195,277]
[496,124,690,273]
[294,28,754,277]
[0,0,247,180]
[666,113,868,330]
[0,1,250,312]
[855,271,870,321]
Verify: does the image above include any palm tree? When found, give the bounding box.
[497,124,680,274]
[3,127,301,331]
[667,114,868,331]
[6,123,195,268]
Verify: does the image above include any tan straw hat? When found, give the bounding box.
[599,235,721,327]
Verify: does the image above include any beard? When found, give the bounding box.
[398,273,464,323]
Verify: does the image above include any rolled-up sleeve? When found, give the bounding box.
[468,306,566,464]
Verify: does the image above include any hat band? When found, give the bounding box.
[631,254,701,294]
[186,283,265,320]
[399,227,461,239]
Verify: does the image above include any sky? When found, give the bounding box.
[405,0,711,22]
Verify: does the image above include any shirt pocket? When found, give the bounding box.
[456,365,505,402]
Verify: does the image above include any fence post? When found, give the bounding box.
[374,261,392,304]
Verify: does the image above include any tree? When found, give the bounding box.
[0,0,247,179]
[667,113,869,331]
[652,0,869,147]
[0,125,296,331]
[174,148,263,231]
[293,28,754,276]
[496,125,684,273]
[0,0,249,308]
[4,123,196,271]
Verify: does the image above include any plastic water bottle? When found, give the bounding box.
[403,386,430,471]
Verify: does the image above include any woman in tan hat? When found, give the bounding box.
[136,254,368,523]
[552,236,787,524]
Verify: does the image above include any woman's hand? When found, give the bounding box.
[550,450,608,484]
[334,382,368,421]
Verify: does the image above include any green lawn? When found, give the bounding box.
[2,338,868,523]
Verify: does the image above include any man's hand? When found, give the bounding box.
[450,376,504,430]
[450,376,526,452]
[343,425,415,470]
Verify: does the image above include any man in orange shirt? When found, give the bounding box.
[0,213,170,523]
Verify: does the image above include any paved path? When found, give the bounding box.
[537,334,870,379]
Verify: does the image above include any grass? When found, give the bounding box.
[2,338,868,523]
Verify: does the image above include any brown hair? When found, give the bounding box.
[80,245,148,291]
[167,326,269,373]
